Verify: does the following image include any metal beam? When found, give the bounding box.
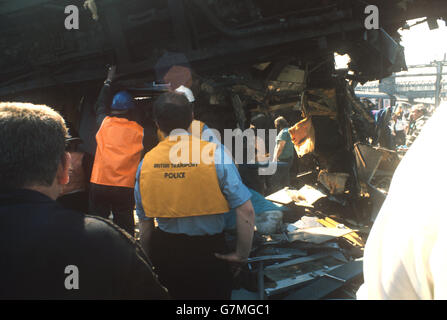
[0,0,120,16]
[0,0,51,15]
[284,260,363,300]
[168,0,192,51]
[104,4,131,65]
[392,73,447,78]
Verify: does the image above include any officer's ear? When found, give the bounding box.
[57,152,71,186]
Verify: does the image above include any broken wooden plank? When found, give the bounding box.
[284,259,363,300]
[318,217,365,247]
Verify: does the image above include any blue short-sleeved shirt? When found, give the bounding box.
[276,128,294,161]
[135,132,251,236]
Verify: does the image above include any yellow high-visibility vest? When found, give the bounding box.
[140,134,229,218]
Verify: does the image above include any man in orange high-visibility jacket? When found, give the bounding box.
[89,67,143,236]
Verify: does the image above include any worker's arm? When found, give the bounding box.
[213,144,255,267]
[215,200,255,263]
[94,65,116,127]
[273,140,286,161]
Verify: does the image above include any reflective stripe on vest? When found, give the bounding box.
[61,151,87,195]
[157,119,205,142]
[140,135,229,218]
[90,116,144,188]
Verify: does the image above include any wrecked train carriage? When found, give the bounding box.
[0,0,418,108]
[1,0,446,217]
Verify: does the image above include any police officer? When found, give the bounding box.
[136,92,255,300]
[89,66,144,236]
[155,85,220,145]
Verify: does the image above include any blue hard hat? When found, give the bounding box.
[111,91,135,110]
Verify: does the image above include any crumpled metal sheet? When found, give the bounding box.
[288,117,315,158]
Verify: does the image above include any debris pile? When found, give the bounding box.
[227,183,368,300]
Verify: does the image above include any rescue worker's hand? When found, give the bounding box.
[106,65,116,82]
[215,252,247,278]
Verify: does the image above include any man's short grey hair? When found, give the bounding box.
[0,102,69,190]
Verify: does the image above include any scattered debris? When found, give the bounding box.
[255,210,284,235]
[287,227,356,245]
[317,171,350,195]
[230,191,368,300]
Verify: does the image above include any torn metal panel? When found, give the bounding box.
[349,28,408,83]
[317,170,350,195]
[288,117,316,158]
[304,89,338,118]
[264,264,341,296]
[264,252,340,272]
[354,143,401,185]
[247,254,299,264]
[284,259,363,300]
[267,65,306,96]
[255,247,307,258]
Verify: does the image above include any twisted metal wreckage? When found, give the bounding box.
[1,0,447,299]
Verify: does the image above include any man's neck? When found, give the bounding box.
[24,184,60,201]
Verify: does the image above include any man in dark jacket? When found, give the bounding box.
[0,102,169,299]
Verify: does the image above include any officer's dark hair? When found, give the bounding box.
[0,102,69,190]
[153,92,193,134]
